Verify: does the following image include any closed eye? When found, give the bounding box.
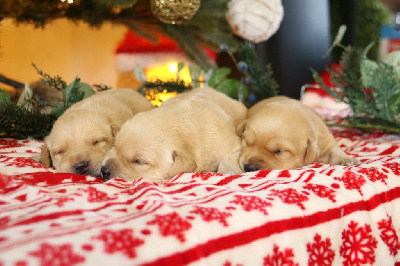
[132,158,148,165]
[55,150,64,155]
[274,149,282,155]
[92,138,107,146]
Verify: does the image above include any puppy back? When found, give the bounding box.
[164,87,247,128]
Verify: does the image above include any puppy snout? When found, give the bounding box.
[100,166,111,180]
[73,161,90,175]
[244,164,259,172]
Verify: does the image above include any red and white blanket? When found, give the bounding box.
[0,126,400,265]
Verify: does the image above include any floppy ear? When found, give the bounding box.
[40,142,52,167]
[236,121,246,137]
[167,150,197,177]
[304,136,320,165]
[110,124,119,138]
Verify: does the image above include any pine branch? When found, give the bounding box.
[313,44,400,133]
[237,41,279,101]
[32,62,67,91]
[163,25,214,69]
[142,79,190,93]
[326,122,400,134]
[0,103,55,139]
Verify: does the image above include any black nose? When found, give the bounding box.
[73,161,89,175]
[244,164,259,172]
[101,166,111,180]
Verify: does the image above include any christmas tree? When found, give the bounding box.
[0,0,239,69]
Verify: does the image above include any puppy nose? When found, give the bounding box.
[244,164,259,172]
[73,161,89,174]
[100,166,111,180]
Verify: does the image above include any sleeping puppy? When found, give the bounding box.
[238,96,359,172]
[40,89,154,176]
[101,87,247,181]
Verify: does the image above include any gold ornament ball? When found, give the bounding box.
[151,0,201,24]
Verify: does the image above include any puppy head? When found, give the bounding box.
[41,110,117,176]
[101,118,196,181]
[238,110,319,172]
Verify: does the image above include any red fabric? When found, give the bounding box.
[116,31,181,54]
[0,108,400,265]
[308,63,342,97]
[115,30,217,61]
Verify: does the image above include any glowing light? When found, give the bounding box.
[144,61,193,106]
[146,89,177,106]
[168,63,177,72]
[145,61,192,85]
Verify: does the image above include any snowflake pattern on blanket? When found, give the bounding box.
[0,127,400,265]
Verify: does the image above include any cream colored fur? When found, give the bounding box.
[102,87,247,181]
[40,88,154,176]
[238,96,359,171]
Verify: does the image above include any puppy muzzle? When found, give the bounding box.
[244,164,259,172]
[73,161,90,175]
[100,166,111,180]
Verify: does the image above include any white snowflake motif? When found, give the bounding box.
[60,0,74,3]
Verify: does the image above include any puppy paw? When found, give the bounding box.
[217,151,244,175]
[318,146,360,166]
[338,157,360,166]
[217,165,244,175]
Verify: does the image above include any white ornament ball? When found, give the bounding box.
[226,0,284,43]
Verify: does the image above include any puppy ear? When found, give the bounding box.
[167,150,197,177]
[236,121,246,137]
[110,124,119,138]
[304,137,320,165]
[40,142,52,167]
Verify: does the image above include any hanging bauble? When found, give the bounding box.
[151,0,201,24]
[226,0,284,43]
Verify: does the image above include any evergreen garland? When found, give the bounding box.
[0,103,55,139]
[237,41,279,102]
[313,44,400,133]
[1,0,238,69]
[0,41,280,139]
[0,65,96,139]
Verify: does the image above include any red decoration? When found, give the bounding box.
[116,31,181,54]
[230,195,272,215]
[263,244,299,266]
[80,187,115,202]
[270,188,309,210]
[93,229,144,258]
[190,206,231,226]
[29,243,85,266]
[340,221,378,266]
[115,30,216,60]
[378,216,400,256]
[303,183,337,202]
[383,162,400,175]
[147,212,192,242]
[306,234,335,266]
[334,171,366,195]
[358,167,388,184]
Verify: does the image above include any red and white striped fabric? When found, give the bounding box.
[0,126,400,265]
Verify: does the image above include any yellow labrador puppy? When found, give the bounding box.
[238,96,359,172]
[101,87,247,181]
[40,89,154,176]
